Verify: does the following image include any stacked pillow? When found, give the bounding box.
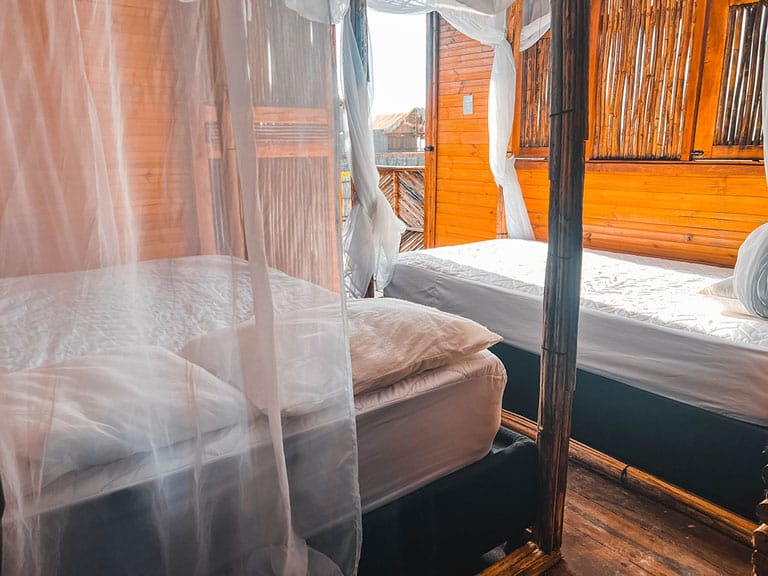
[345,298,502,395]
[700,222,768,319]
[733,222,768,318]
[181,298,502,397]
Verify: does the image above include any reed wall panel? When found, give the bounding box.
[434,19,499,246]
[519,34,551,151]
[592,0,700,160]
[713,1,767,148]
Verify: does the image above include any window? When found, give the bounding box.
[512,0,766,162]
[694,0,767,159]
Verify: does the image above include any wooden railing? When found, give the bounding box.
[377,166,425,252]
[756,490,768,576]
[340,166,425,252]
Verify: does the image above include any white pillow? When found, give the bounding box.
[347,298,502,395]
[0,346,244,486]
[182,298,501,399]
[734,222,768,318]
[698,276,735,298]
[180,308,348,415]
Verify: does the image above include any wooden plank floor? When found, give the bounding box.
[544,463,752,575]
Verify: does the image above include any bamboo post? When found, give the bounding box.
[536,0,590,555]
[757,493,768,576]
[424,12,439,249]
[756,521,768,576]
[350,0,369,81]
[393,169,400,218]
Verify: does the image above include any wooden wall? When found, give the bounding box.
[434,12,768,268]
[518,160,767,267]
[433,18,500,246]
[0,1,202,277]
[0,1,340,280]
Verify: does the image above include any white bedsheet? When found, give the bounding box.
[385,239,768,427]
[0,255,335,372]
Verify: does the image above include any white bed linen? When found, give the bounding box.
[18,351,505,518]
[385,239,768,427]
[355,350,505,512]
[0,255,335,373]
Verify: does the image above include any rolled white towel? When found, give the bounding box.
[734,222,768,318]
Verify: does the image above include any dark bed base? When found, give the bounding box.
[0,429,537,576]
[491,342,768,520]
[358,428,538,576]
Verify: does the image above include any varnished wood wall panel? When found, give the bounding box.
[0,1,207,277]
[75,0,200,263]
[436,10,768,267]
[518,159,767,267]
[434,19,499,246]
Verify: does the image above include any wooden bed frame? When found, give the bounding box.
[756,480,768,576]
[0,426,541,576]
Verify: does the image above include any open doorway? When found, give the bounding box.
[367,9,436,251]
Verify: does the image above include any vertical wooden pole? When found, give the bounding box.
[536,0,590,555]
[756,494,768,576]
[424,12,439,249]
[392,169,400,217]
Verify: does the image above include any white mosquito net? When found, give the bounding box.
[0,1,360,575]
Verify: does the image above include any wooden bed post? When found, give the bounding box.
[535,0,590,555]
[755,477,768,576]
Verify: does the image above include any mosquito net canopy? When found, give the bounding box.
[0,1,359,574]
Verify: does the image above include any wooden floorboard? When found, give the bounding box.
[543,463,753,575]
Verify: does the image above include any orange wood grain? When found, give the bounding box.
[434,18,499,246]
[517,159,768,267]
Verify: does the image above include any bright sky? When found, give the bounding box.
[367,10,427,116]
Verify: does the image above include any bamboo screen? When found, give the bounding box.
[713,1,767,148]
[519,34,551,151]
[592,0,698,160]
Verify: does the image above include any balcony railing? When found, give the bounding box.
[377,166,424,252]
[339,166,425,252]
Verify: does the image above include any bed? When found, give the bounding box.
[384,238,768,519]
[0,255,538,574]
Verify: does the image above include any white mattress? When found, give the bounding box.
[385,239,768,427]
[22,350,504,517]
[355,350,505,512]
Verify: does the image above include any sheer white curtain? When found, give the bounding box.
[341,16,406,297]
[0,1,360,574]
